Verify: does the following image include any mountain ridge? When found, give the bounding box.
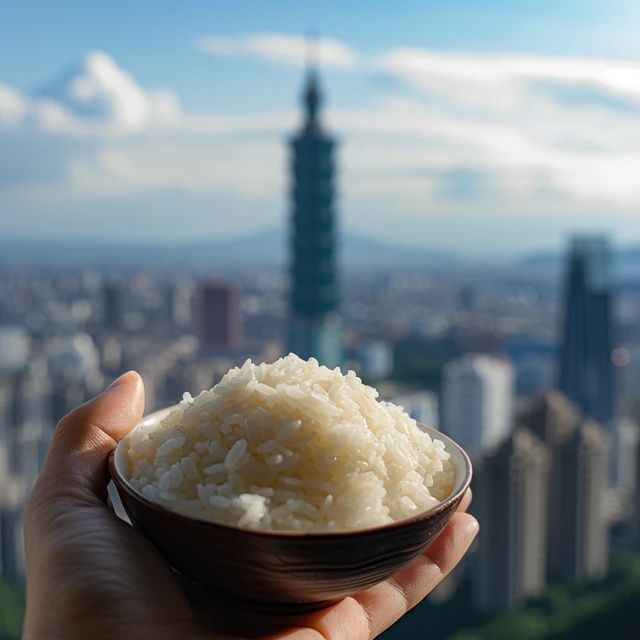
[0,228,458,269]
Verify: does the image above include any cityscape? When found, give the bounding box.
[2,59,640,638]
[3,2,640,637]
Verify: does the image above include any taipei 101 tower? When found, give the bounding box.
[287,39,342,367]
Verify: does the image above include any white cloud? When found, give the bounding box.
[198,33,358,69]
[4,43,640,253]
[0,51,180,135]
[0,85,27,126]
[366,50,640,206]
[376,48,640,113]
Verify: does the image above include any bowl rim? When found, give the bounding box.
[109,405,472,539]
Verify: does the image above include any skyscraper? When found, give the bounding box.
[0,377,10,489]
[559,236,614,429]
[103,279,125,331]
[442,354,513,455]
[0,478,26,580]
[521,392,610,581]
[197,282,243,354]
[557,420,610,579]
[633,438,640,550]
[287,61,341,367]
[475,429,548,612]
[521,391,579,576]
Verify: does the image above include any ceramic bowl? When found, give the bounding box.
[109,406,472,612]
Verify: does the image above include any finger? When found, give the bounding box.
[302,512,479,640]
[33,371,144,503]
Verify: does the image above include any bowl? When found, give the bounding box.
[109,405,472,613]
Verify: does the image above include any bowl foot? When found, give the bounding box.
[174,569,342,614]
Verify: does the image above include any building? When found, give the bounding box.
[0,377,10,489]
[557,421,610,579]
[0,478,26,581]
[612,418,639,495]
[287,62,341,368]
[558,235,614,430]
[522,392,610,581]
[633,439,640,550]
[0,326,29,373]
[521,391,579,576]
[197,282,243,354]
[475,429,548,612]
[356,339,393,381]
[441,354,513,455]
[103,279,126,331]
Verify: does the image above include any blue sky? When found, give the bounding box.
[2,0,640,256]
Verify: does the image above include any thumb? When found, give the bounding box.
[36,370,145,502]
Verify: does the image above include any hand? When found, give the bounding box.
[23,372,479,640]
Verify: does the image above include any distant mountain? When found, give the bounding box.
[519,246,640,282]
[0,228,458,270]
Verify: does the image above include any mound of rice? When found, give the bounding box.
[126,354,454,531]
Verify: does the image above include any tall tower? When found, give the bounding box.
[475,429,548,612]
[287,47,341,367]
[559,236,614,429]
[442,354,513,455]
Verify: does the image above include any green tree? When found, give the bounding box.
[0,580,24,640]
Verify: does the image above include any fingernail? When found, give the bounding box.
[106,371,137,391]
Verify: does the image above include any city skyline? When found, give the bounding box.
[3,2,640,256]
[3,3,640,637]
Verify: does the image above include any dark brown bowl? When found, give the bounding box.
[109,406,472,613]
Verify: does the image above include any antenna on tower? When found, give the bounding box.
[303,30,322,130]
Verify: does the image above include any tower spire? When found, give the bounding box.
[303,31,322,130]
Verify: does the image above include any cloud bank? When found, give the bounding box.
[197,33,358,69]
[2,38,640,254]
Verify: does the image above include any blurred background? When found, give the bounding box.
[2,1,640,637]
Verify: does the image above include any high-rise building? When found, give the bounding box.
[612,419,639,495]
[356,339,393,381]
[103,280,125,331]
[475,429,548,612]
[521,392,610,580]
[0,478,26,580]
[287,62,341,368]
[521,391,579,576]
[557,421,610,579]
[6,363,53,485]
[0,377,10,489]
[633,437,640,550]
[0,326,29,373]
[197,282,243,354]
[559,236,614,429]
[442,354,513,455]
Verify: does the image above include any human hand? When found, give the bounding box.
[23,372,478,640]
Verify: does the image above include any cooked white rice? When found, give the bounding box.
[126,354,454,531]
